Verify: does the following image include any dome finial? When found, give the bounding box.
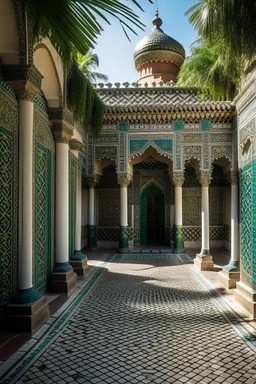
[152,8,163,28]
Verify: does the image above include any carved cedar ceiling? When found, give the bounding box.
[97,87,236,123]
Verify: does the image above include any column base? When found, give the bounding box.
[5,297,50,334]
[71,250,87,260]
[13,287,40,304]
[217,269,240,289]
[117,248,130,254]
[69,257,90,277]
[50,269,77,296]
[85,247,97,252]
[223,260,240,272]
[53,262,73,273]
[234,281,256,318]
[194,254,214,271]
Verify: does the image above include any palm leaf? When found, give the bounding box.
[25,0,153,62]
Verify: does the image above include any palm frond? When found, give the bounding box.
[177,38,241,101]
[186,0,256,61]
[25,0,152,63]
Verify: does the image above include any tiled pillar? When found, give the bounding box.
[218,171,240,288]
[172,172,185,253]
[117,173,132,253]
[194,171,214,271]
[5,68,50,332]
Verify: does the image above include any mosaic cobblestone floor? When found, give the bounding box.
[3,254,256,384]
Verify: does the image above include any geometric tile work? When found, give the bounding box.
[69,156,76,258]
[0,127,13,315]
[182,227,225,241]
[97,227,134,241]
[183,226,201,241]
[81,225,88,241]
[241,164,253,283]
[7,254,256,383]
[98,189,120,227]
[35,143,52,292]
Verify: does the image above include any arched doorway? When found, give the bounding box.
[140,184,164,245]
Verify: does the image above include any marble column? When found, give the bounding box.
[218,171,240,288]
[118,173,132,253]
[86,176,99,250]
[172,172,185,253]
[50,114,77,295]
[194,171,214,271]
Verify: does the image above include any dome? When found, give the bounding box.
[134,11,185,71]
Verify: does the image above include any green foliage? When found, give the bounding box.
[25,0,152,63]
[186,0,256,62]
[77,51,108,82]
[67,59,104,136]
[177,39,241,101]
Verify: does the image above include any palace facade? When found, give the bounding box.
[0,1,255,331]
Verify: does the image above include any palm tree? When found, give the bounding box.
[25,0,153,62]
[77,51,108,83]
[186,0,256,62]
[177,39,241,101]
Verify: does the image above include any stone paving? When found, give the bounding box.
[2,253,256,384]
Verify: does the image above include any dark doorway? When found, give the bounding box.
[140,184,164,245]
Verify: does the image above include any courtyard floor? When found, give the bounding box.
[1,250,256,384]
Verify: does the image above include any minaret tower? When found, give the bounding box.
[134,10,185,85]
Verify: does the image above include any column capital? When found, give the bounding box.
[172,172,184,187]
[117,172,132,187]
[69,139,84,152]
[49,108,74,144]
[2,64,42,101]
[228,170,239,185]
[199,170,212,186]
[86,175,100,188]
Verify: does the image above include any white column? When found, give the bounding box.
[74,165,82,252]
[89,187,95,226]
[231,183,239,263]
[55,142,69,265]
[201,184,210,253]
[172,172,184,251]
[175,186,182,226]
[18,100,34,291]
[120,185,128,227]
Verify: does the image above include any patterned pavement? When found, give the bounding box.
[2,253,256,384]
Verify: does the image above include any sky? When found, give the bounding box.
[93,0,196,84]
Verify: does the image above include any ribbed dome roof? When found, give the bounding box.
[134,11,185,70]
